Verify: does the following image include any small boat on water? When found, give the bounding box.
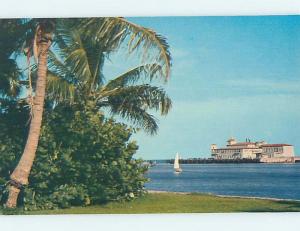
[174,153,182,173]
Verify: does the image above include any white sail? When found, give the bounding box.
[174,153,180,169]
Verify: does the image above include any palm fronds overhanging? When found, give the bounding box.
[46,18,172,134]
[74,18,171,79]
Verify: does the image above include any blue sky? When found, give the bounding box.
[103,16,300,160]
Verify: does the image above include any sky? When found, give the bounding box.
[104,16,300,160]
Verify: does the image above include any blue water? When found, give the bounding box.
[145,164,300,200]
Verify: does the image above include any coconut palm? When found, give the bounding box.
[47,20,171,133]
[5,19,55,208]
[5,18,171,208]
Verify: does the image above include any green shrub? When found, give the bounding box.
[0,101,148,210]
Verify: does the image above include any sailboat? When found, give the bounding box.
[174,153,182,173]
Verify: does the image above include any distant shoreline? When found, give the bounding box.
[147,190,300,202]
[146,158,300,164]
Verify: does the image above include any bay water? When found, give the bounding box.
[145,163,300,200]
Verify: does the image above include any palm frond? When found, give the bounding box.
[54,28,93,85]
[0,59,22,98]
[105,63,163,90]
[65,47,92,83]
[108,102,159,135]
[77,17,172,80]
[98,84,172,117]
[48,50,71,80]
[96,84,172,134]
[46,72,76,104]
[84,44,105,92]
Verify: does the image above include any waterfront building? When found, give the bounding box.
[211,138,295,161]
[260,144,294,158]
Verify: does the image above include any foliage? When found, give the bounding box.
[0,17,170,210]
[0,101,148,210]
[1,17,172,134]
[45,18,172,134]
[0,19,26,98]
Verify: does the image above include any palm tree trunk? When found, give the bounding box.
[6,39,50,208]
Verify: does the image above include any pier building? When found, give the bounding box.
[211,138,295,162]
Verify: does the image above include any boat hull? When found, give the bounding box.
[174,168,182,173]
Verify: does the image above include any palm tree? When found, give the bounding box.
[5,19,55,208]
[47,20,171,133]
[5,18,171,208]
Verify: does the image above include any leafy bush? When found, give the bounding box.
[0,101,148,210]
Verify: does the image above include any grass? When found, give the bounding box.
[20,192,300,214]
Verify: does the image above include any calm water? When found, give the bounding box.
[145,164,300,200]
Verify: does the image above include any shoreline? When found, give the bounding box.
[147,190,300,202]
[149,161,263,164]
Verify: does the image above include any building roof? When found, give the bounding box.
[228,142,255,146]
[261,144,292,147]
[214,147,261,150]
